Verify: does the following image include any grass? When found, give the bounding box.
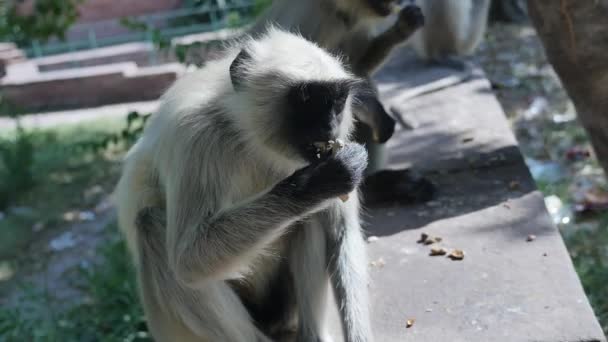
[0,224,150,342]
[0,117,153,341]
[0,118,128,259]
[562,208,608,336]
[562,213,608,334]
[535,166,608,334]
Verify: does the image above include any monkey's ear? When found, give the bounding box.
[230,49,251,90]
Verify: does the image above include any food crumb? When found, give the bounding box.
[509,180,521,190]
[526,234,536,242]
[406,319,415,328]
[367,236,379,243]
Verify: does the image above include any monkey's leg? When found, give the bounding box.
[136,208,274,342]
[325,201,372,342]
[353,5,425,75]
[288,220,333,342]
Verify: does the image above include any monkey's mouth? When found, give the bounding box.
[369,0,403,17]
[303,139,345,161]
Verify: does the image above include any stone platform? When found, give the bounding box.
[327,48,606,342]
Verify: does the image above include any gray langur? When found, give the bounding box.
[409,0,491,68]
[113,28,373,342]
[251,0,435,206]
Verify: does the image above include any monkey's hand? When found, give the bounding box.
[280,143,368,203]
[396,5,425,36]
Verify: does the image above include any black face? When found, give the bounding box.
[367,0,402,17]
[284,81,351,162]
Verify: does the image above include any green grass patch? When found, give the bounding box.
[536,177,608,335]
[0,118,128,259]
[0,224,150,342]
[563,214,608,335]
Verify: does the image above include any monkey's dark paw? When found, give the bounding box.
[282,143,368,201]
[398,5,425,31]
[361,169,436,207]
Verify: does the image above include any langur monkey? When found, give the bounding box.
[114,28,373,342]
[251,0,434,206]
[410,0,492,67]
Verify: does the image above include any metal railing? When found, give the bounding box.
[24,0,257,58]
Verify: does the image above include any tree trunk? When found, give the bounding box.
[527,0,608,175]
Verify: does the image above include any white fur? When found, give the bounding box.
[113,27,369,342]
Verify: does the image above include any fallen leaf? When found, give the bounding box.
[448,249,465,260]
[526,234,536,242]
[417,233,429,244]
[429,247,447,256]
[406,319,415,328]
[509,181,521,190]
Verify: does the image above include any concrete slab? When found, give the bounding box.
[327,48,606,342]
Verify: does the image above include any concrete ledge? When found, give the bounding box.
[1,62,183,111]
[327,49,606,342]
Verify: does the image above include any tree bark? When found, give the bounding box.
[527,0,608,175]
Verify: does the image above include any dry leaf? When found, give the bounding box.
[526,234,536,242]
[406,319,415,328]
[509,180,521,190]
[423,236,442,245]
[429,247,447,256]
[448,249,465,260]
[417,233,429,243]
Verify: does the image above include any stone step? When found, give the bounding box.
[326,48,606,342]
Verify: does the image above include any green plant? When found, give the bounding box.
[0,0,83,46]
[78,111,150,153]
[0,124,35,210]
[564,216,608,335]
[0,225,150,342]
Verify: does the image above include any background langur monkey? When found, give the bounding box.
[409,0,492,67]
[114,28,373,342]
[251,0,434,205]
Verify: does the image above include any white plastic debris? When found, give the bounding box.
[544,195,572,226]
[522,96,548,120]
[78,211,96,221]
[49,231,77,251]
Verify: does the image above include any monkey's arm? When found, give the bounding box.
[166,144,368,287]
[353,5,425,75]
